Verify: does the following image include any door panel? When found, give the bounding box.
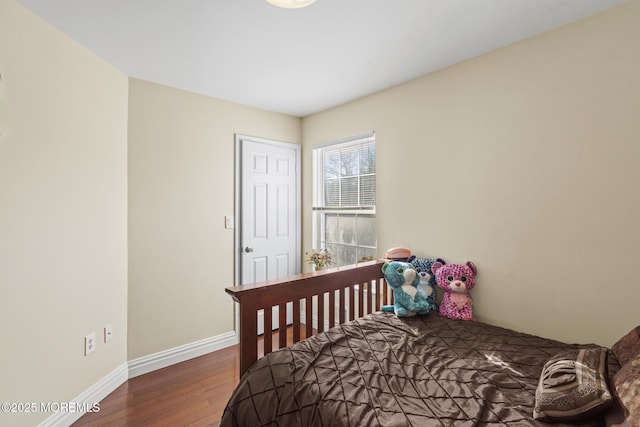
[237,136,300,334]
[252,257,267,283]
[276,185,289,237]
[252,183,267,239]
[241,139,297,282]
[275,253,289,278]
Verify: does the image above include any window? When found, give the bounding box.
[312,133,376,267]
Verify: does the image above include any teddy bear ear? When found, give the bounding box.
[431,261,443,274]
[382,261,390,274]
[466,261,477,275]
[407,255,416,263]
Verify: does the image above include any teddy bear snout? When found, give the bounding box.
[405,269,416,281]
[451,280,466,292]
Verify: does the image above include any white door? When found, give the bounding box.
[236,135,300,333]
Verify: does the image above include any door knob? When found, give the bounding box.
[244,246,254,253]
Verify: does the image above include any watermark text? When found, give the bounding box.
[1,402,100,413]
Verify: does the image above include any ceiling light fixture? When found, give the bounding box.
[266,0,316,9]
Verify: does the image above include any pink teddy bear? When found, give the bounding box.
[432,261,477,321]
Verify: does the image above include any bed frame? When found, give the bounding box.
[225,259,391,374]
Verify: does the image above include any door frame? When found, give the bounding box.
[234,133,302,285]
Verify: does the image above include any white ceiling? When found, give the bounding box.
[17,0,627,117]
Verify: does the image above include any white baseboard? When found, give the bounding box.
[37,362,128,427]
[128,331,238,378]
[37,331,238,426]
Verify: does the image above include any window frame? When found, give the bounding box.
[312,132,376,267]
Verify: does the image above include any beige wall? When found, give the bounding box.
[0,1,129,426]
[302,0,640,347]
[127,79,301,359]
[2,0,639,422]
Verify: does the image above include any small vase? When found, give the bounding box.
[313,264,325,271]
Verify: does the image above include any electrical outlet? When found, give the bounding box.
[85,332,96,356]
[104,324,113,343]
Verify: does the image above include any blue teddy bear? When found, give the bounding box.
[380,261,431,317]
[407,255,445,313]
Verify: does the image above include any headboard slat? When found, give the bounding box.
[226,260,386,374]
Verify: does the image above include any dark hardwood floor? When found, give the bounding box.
[72,327,307,427]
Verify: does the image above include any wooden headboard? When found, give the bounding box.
[225,259,391,374]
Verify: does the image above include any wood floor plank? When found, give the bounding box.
[71,327,310,427]
[72,345,241,427]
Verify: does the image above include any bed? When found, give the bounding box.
[223,260,639,427]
